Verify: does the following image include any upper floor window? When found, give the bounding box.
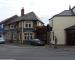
[0,24,3,28]
[26,23,31,28]
[29,24,31,28]
[10,24,14,29]
[26,24,28,28]
[24,21,33,28]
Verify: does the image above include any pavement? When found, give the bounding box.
[0,44,75,60]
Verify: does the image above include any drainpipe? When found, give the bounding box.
[21,21,24,44]
[49,18,55,46]
[51,19,54,45]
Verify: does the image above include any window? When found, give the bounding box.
[11,25,14,28]
[10,25,14,29]
[24,32,33,40]
[0,24,3,28]
[24,21,33,28]
[24,36,26,40]
[0,35,2,37]
[26,24,28,28]
[30,33,32,35]
[30,35,32,39]
[25,24,31,28]
[29,24,31,28]
[24,33,27,35]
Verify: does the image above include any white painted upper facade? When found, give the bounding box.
[49,16,75,45]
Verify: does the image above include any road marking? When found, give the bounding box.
[0,59,16,60]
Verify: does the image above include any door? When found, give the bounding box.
[66,30,75,46]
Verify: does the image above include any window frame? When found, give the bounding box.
[24,32,33,40]
[24,21,33,28]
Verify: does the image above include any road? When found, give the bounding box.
[0,44,75,60]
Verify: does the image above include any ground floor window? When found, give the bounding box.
[13,32,17,40]
[24,32,34,40]
[0,34,2,37]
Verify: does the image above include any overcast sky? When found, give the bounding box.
[0,0,75,25]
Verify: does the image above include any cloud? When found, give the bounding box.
[0,0,75,24]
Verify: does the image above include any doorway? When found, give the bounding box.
[66,29,75,46]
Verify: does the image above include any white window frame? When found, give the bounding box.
[24,21,33,28]
[10,24,14,29]
[24,32,33,40]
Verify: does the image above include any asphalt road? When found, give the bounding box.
[0,44,75,60]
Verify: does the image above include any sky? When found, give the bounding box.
[0,0,75,25]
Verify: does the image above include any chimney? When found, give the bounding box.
[69,5,71,10]
[21,7,24,16]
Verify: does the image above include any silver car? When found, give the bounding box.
[0,34,5,44]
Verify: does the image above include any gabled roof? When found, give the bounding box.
[2,12,44,24]
[57,10,74,16]
[18,12,40,20]
[56,6,75,16]
[1,15,19,24]
[16,12,44,24]
[49,6,75,20]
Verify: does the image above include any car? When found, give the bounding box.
[0,34,5,44]
[28,39,45,46]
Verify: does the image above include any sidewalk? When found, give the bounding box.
[4,43,75,51]
[45,44,75,51]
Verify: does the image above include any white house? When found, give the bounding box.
[49,6,75,46]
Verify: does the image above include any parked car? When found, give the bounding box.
[28,39,45,46]
[0,34,5,44]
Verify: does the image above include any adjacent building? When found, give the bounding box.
[2,8,44,44]
[0,22,4,40]
[49,6,75,46]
